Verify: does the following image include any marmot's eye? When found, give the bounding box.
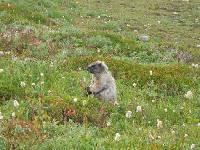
[91,65,96,68]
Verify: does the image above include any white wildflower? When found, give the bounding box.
[173,109,176,113]
[82,100,87,106]
[190,144,196,150]
[98,16,100,19]
[197,123,200,126]
[173,12,178,15]
[125,111,132,118]
[114,133,121,141]
[114,101,119,106]
[73,98,78,102]
[157,119,163,129]
[157,21,161,24]
[191,63,199,68]
[0,112,3,120]
[164,108,168,112]
[157,136,161,139]
[197,44,200,48]
[106,121,111,127]
[132,83,137,87]
[41,81,44,85]
[171,129,175,134]
[31,83,36,86]
[14,100,19,107]
[48,90,52,94]
[40,73,44,77]
[136,106,142,112]
[0,69,4,73]
[184,134,188,138]
[11,112,16,117]
[20,81,26,87]
[184,91,193,99]
[149,70,153,76]
[149,133,155,140]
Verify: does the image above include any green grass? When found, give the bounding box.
[0,0,200,149]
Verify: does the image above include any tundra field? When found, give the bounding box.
[0,0,200,149]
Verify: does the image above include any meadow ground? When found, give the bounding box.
[0,0,200,149]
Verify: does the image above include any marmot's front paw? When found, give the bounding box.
[86,86,92,96]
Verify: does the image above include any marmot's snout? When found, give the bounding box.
[87,65,95,74]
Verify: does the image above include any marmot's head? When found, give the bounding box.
[87,61,108,74]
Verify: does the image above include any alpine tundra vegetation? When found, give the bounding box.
[0,0,199,149]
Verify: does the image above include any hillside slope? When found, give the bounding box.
[0,0,199,149]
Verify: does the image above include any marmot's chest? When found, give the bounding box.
[92,74,111,86]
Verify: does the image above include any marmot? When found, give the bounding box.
[86,61,117,101]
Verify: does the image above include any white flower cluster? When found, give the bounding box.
[184,91,193,99]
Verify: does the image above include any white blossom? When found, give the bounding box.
[14,100,19,107]
[164,108,168,112]
[12,112,16,117]
[173,12,178,15]
[132,83,137,87]
[41,81,44,85]
[20,81,26,87]
[106,121,111,127]
[125,111,132,118]
[184,91,193,99]
[114,101,119,106]
[114,133,121,141]
[73,98,78,102]
[31,83,36,86]
[171,130,175,134]
[82,100,87,106]
[190,144,196,150]
[157,119,163,129]
[40,73,44,77]
[136,106,142,112]
[48,90,52,94]
[191,63,198,68]
[149,70,153,76]
[0,112,3,120]
[184,134,188,138]
[197,123,200,126]
[0,69,4,73]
